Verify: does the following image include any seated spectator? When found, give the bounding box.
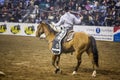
[115,0,120,19]
[88,14,95,26]
[92,1,100,12]
[104,11,114,26]
[94,13,100,26]
[14,11,22,22]
[7,12,15,22]
[115,17,120,26]
[85,0,92,11]
[1,5,9,22]
[82,11,90,25]
[107,0,116,10]
[98,12,106,26]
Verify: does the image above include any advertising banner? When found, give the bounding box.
[114,26,120,42]
[0,22,38,36]
[74,25,114,41]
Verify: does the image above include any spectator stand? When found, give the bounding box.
[0,0,119,27]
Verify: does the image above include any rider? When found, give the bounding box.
[54,6,83,32]
[52,6,83,55]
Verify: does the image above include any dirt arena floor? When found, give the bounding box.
[0,35,120,80]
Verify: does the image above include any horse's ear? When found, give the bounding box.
[40,21,43,24]
[42,21,46,24]
[47,20,51,24]
[40,21,46,24]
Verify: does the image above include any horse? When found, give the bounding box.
[36,21,99,77]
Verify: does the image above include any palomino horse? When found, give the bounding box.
[36,21,99,77]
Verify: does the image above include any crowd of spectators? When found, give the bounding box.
[0,0,120,26]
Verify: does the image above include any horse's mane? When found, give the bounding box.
[43,22,58,35]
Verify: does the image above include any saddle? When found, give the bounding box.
[51,30,74,55]
[64,30,74,42]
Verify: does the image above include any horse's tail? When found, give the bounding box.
[89,36,99,67]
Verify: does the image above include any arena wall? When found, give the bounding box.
[0,22,120,42]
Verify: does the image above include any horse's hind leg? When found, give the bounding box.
[87,50,98,77]
[88,36,99,77]
[52,55,61,74]
[72,50,83,75]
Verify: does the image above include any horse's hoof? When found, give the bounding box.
[54,68,60,74]
[92,70,96,77]
[0,71,5,77]
[92,74,96,77]
[72,71,77,75]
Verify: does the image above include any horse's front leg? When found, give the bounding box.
[52,54,61,74]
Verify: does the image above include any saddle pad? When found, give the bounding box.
[52,39,61,54]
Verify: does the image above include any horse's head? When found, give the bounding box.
[36,22,45,37]
[36,21,58,39]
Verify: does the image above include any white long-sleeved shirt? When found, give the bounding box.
[55,12,81,29]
